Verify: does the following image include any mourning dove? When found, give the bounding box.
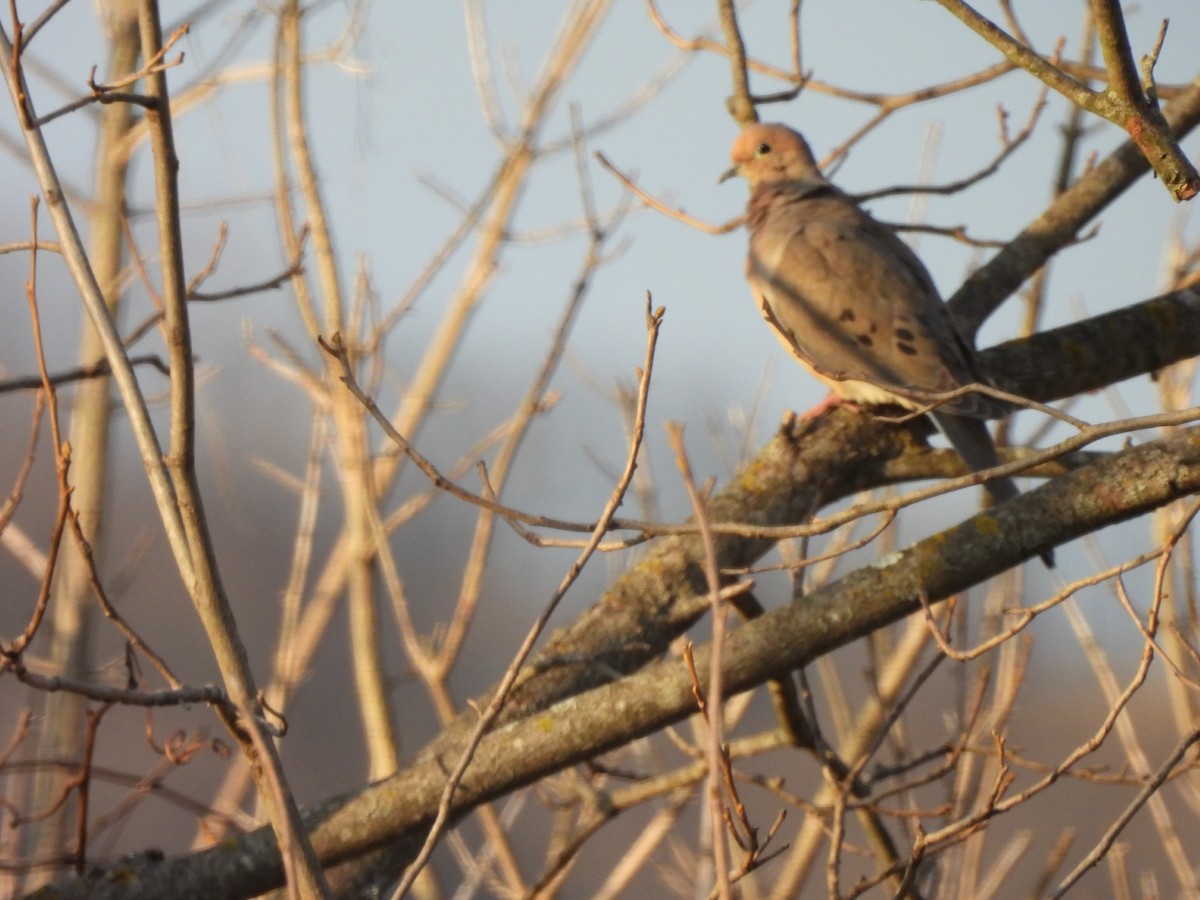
[722,123,1049,563]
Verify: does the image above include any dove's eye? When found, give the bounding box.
[756,142,772,156]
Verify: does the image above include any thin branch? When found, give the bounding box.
[933,0,1091,101]
[594,150,743,235]
[1052,727,1200,897]
[856,84,1050,202]
[390,297,664,897]
[668,427,732,896]
[7,662,229,709]
[30,24,189,127]
[21,0,69,45]
[716,0,754,125]
[3,199,69,664]
[933,0,1197,199]
[0,394,43,538]
[1090,0,1142,103]
[647,0,1016,113]
[0,238,61,254]
[917,546,1164,662]
[0,355,169,394]
[136,2,328,893]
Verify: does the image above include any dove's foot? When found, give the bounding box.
[801,392,849,420]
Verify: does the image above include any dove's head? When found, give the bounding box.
[720,123,823,189]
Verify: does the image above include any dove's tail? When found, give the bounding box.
[932,412,1055,568]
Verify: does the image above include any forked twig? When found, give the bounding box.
[389,297,665,897]
[595,151,744,235]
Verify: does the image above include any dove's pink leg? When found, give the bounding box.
[801,391,848,419]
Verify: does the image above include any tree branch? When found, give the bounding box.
[934,0,1197,200]
[28,422,1200,899]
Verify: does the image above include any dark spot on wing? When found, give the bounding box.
[857,334,873,347]
[896,342,917,356]
[838,309,855,323]
[895,328,915,341]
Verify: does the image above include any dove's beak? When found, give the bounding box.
[718,165,740,184]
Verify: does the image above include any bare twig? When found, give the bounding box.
[1052,727,1200,897]
[389,297,664,897]
[7,663,229,709]
[594,150,743,235]
[0,355,169,394]
[932,0,1197,199]
[668,427,732,897]
[30,23,189,127]
[716,0,755,125]
[136,2,328,893]
[856,83,1051,202]
[4,199,69,663]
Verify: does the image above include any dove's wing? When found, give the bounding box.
[747,187,997,418]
